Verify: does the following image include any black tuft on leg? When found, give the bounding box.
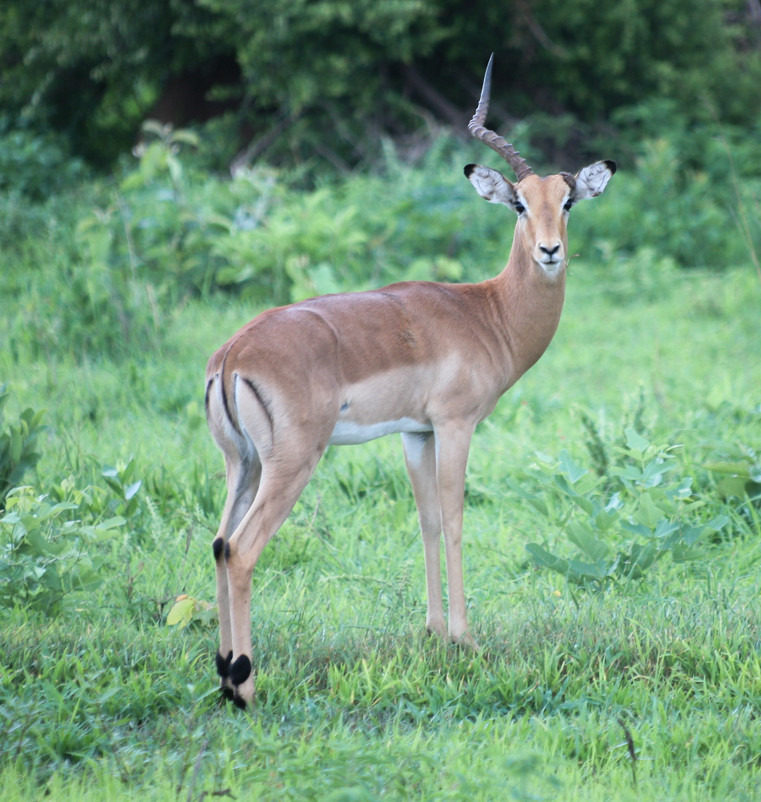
[216,650,233,679]
[229,654,252,686]
[212,538,225,562]
[232,694,247,710]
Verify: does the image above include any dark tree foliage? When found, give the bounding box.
[1,0,760,172]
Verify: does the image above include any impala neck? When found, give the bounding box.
[491,229,567,379]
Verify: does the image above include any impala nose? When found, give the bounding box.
[539,243,561,258]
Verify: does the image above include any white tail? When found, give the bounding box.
[205,55,616,707]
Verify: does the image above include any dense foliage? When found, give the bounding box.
[2,0,760,173]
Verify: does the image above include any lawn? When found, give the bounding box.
[1,156,760,800]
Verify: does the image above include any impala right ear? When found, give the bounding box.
[464,164,516,207]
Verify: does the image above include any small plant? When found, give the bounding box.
[521,428,728,586]
[0,386,44,509]
[0,486,126,612]
[101,459,143,521]
[166,593,216,629]
[704,445,761,501]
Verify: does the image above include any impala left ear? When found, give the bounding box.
[574,160,616,200]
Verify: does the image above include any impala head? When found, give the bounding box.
[465,54,616,276]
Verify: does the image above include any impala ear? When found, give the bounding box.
[573,160,616,200]
[464,164,516,207]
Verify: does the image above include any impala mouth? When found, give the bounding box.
[539,255,564,267]
[537,257,566,276]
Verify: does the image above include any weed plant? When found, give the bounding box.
[0,131,760,800]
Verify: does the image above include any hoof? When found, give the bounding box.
[229,654,252,686]
[216,650,233,679]
[452,631,480,652]
[215,652,254,706]
[425,621,448,640]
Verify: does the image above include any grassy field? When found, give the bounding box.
[1,154,760,800]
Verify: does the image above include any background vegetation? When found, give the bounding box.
[1,1,761,800]
[2,0,761,173]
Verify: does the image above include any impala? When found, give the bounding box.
[205,55,615,707]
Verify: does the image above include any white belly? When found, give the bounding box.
[328,416,432,446]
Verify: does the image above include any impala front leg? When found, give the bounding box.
[435,422,478,649]
[402,432,446,639]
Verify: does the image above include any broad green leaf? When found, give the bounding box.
[558,450,588,484]
[167,597,196,628]
[124,480,142,501]
[594,506,620,533]
[525,543,569,575]
[620,542,659,578]
[566,558,607,581]
[704,461,753,478]
[621,520,650,538]
[624,428,651,454]
[98,516,126,530]
[566,521,611,561]
[670,543,704,563]
[634,492,667,530]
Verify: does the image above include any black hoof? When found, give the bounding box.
[215,650,233,679]
[229,654,252,686]
[220,686,234,701]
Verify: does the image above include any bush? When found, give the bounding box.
[0,459,144,613]
[68,117,761,352]
[0,487,125,612]
[521,428,728,586]
[0,123,88,200]
[0,387,44,510]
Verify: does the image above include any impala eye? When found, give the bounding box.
[514,200,526,214]
[563,198,574,212]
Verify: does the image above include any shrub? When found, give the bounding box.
[0,387,44,509]
[0,122,88,200]
[521,428,728,586]
[0,486,125,612]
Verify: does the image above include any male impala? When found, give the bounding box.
[205,55,615,707]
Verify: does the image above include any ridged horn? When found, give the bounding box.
[468,54,533,182]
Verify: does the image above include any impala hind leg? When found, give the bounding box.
[212,455,262,699]
[402,432,446,639]
[224,454,325,708]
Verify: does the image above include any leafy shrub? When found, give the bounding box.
[77,124,287,306]
[0,410,144,612]
[521,428,728,586]
[0,122,88,200]
[0,486,126,612]
[573,133,760,270]
[704,444,761,502]
[0,387,44,509]
[70,117,761,353]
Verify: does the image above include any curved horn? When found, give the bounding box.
[468,54,533,182]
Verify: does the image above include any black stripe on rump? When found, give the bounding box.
[205,377,214,419]
[220,350,241,434]
[241,377,274,434]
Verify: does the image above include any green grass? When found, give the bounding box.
[1,167,760,800]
